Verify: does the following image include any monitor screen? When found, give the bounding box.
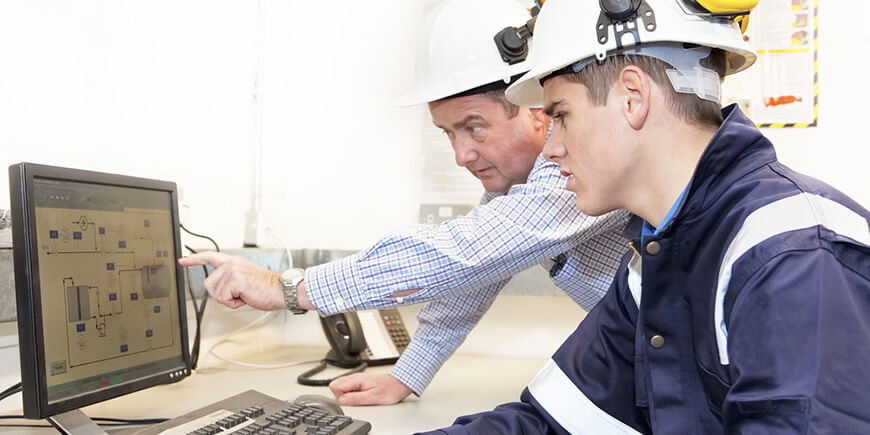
[9,163,190,420]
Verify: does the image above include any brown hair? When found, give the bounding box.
[482,89,520,119]
[564,49,726,128]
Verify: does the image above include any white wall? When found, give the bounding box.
[0,0,868,253]
[0,0,425,251]
[764,1,870,208]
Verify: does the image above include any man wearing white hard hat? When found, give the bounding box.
[180,0,631,407]
[422,0,870,433]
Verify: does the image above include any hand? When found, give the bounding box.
[328,373,412,406]
[178,252,284,311]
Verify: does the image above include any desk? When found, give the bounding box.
[1,345,546,434]
[0,294,583,434]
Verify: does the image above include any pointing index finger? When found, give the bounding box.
[177,251,226,268]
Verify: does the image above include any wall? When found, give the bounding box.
[762,1,870,208]
[2,1,868,256]
[0,0,425,252]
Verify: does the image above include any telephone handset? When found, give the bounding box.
[297,309,411,386]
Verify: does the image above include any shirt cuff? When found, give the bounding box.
[304,253,369,315]
[389,335,450,396]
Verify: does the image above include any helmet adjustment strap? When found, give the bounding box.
[596,0,657,60]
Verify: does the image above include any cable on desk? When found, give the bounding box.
[0,382,21,403]
[0,421,54,428]
[180,226,316,369]
[207,311,321,369]
[0,415,168,428]
[91,416,169,425]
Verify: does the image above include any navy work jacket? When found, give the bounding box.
[424,106,870,434]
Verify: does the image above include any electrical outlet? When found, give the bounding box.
[418,203,475,225]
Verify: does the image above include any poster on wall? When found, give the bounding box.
[721,0,818,128]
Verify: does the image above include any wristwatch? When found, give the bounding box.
[280,268,307,314]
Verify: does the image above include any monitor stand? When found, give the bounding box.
[48,409,108,435]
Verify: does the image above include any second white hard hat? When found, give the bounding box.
[506,0,757,107]
[396,0,534,107]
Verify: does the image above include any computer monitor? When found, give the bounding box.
[8,162,190,431]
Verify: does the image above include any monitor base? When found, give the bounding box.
[48,408,108,435]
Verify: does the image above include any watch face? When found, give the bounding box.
[281,268,304,283]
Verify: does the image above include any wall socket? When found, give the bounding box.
[418,203,475,225]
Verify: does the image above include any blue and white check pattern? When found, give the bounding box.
[305,155,631,395]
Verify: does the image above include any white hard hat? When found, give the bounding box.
[506,0,757,106]
[396,0,535,106]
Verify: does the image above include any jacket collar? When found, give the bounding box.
[653,104,776,237]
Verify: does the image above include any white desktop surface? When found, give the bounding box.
[1,346,544,434]
[0,294,584,434]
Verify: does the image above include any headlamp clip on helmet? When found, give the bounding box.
[493,0,544,65]
[596,0,657,60]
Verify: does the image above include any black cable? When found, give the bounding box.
[183,244,211,370]
[0,423,54,428]
[191,266,208,369]
[183,252,202,370]
[184,264,200,316]
[180,223,220,253]
[0,415,168,428]
[1,385,169,426]
[297,360,368,387]
[91,416,169,425]
[0,382,21,403]
[179,224,219,370]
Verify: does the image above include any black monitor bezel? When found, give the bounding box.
[9,162,191,419]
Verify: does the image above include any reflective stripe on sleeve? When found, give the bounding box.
[714,193,870,365]
[528,358,642,434]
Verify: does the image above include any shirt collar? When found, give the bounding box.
[642,187,686,239]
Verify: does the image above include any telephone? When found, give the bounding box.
[297,309,411,386]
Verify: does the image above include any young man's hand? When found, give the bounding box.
[179,252,285,311]
[329,373,412,406]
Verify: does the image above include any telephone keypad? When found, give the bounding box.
[380,310,411,352]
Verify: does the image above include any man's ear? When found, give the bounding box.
[528,107,549,132]
[615,65,651,131]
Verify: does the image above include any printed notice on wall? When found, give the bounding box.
[721,0,818,127]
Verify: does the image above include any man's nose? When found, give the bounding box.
[542,130,564,162]
[453,137,478,167]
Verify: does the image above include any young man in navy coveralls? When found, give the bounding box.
[421,0,870,433]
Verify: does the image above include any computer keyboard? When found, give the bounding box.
[130,390,371,435]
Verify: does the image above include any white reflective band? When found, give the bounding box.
[528,359,642,435]
[627,253,642,308]
[715,193,870,365]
